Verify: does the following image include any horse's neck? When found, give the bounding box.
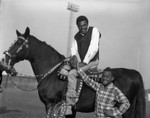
[28,37,64,77]
[30,50,63,78]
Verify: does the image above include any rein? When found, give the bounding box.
[3,36,29,71]
[4,36,29,58]
[8,75,38,91]
[8,57,70,91]
[8,61,63,91]
[38,61,63,85]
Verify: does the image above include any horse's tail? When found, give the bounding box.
[134,71,146,118]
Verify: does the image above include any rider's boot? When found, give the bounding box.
[65,91,78,115]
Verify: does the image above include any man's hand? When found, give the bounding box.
[59,68,68,76]
[78,62,86,67]
[70,55,78,69]
[57,64,70,80]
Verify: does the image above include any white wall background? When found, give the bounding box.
[0,0,150,89]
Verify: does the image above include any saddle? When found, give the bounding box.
[57,56,102,98]
[57,56,102,82]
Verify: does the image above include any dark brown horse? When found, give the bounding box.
[3,27,145,118]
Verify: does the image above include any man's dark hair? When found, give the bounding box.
[76,15,89,25]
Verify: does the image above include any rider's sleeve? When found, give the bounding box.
[70,40,81,62]
[112,87,130,116]
[83,27,100,64]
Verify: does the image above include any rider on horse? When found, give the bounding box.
[59,15,101,115]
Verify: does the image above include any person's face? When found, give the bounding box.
[77,20,88,35]
[101,71,114,86]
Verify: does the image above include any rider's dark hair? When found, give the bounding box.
[76,15,89,25]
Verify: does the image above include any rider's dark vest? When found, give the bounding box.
[74,27,100,63]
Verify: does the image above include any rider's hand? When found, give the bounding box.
[76,62,79,70]
[78,62,86,67]
[70,55,78,69]
[59,68,68,76]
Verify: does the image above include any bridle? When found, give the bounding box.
[4,36,29,59]
[3,36,29,68]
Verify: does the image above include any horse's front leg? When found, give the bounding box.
[45,103,54,118]
[46,101,70,118]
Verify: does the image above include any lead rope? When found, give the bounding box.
[8,75,38,91]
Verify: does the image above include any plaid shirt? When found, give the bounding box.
[78,69,130,118]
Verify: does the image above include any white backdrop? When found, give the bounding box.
[0,0,150,89]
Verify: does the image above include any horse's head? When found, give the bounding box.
[2,27,31,75]
[0,57,17,76]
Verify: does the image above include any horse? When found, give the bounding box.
[3,27,146,118]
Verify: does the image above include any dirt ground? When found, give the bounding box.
[0,76,149,118]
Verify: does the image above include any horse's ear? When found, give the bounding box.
[16,30,21,36]
[24,27,30,39]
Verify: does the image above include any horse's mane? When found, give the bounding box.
[29,35,65,60]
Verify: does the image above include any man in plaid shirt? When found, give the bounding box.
[77,67,130,118]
